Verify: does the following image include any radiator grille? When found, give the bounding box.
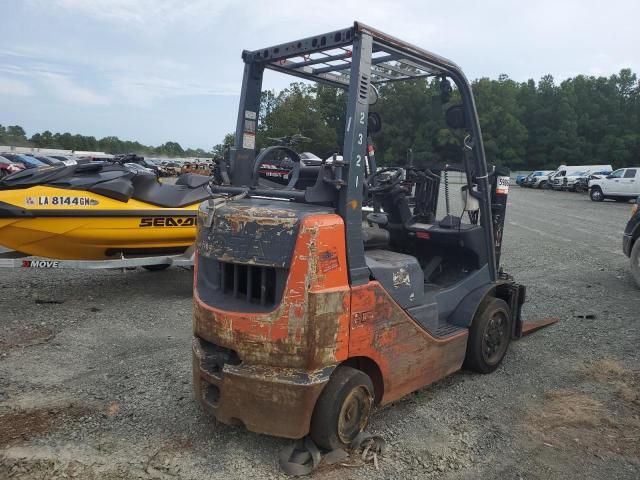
[220,261,277,306]
[196,255,286,312]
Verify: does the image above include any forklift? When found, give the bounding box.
[192,22,547,450]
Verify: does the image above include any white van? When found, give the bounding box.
[589,167,640,202]
[549,165,613,190]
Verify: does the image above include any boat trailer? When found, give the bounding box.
[0,245,194,270]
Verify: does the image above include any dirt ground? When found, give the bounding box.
[0,187,638,479]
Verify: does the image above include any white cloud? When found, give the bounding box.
[38,0,234,29]
[0,77,34,97]
[38,72,110,106]
[108,71,239,107]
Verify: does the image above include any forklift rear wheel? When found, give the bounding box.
[310,366,374,450]
[464,298,512,374]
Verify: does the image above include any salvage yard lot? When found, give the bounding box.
[0,187,638,479]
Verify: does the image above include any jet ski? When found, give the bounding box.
[0,161,212,260]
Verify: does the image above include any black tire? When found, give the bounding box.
[539,180,548,189]
[464,297,512,374]
[631,240,640,288]
[590,187,604,202]
[310,366,374,450]
[142,264,170,271]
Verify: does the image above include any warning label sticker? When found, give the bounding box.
[496,176,510,195]
[318,249,340,273]
[244,110,256,120]
[242,133,256,149]
[244,119,256,133]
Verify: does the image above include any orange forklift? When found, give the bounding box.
[192,22,548,450]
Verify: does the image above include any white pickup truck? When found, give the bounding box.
[589,167,640,202]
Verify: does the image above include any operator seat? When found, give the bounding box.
[405,184,487,269]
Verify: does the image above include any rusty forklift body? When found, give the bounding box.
[193,22,528,445]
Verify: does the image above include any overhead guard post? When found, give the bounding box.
[338,30,373,286]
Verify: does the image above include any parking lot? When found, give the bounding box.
[1,186,639,479]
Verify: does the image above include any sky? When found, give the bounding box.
[0,0,638,150]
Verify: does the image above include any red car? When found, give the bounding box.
[0,155,25,178]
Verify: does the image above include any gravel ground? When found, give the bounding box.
[0,187,639,479]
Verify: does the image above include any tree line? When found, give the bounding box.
[0,125,212,158]
[248,68,640,170]
[3,68,638,169]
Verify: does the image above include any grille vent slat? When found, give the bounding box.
[217,261,277,307]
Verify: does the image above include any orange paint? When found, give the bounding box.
[194,213,350,370]
[348,282,468,404]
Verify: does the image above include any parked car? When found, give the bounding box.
[523,170,554,188]
[574,170,612,193]
[163,161,180,176]
[516,172,531,186]
[0,155,25,178]
[548,164,613,190]
[124,163,156,175]
[46,155,78,165]
[114,154,161,175]
[32,155,63,166]
[589,167,640,202]
[623,196,640,287]
[145,158,171,177]
[1,153,47,169]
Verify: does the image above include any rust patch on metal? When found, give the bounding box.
[193,214,349,370]
[192,345,332,439]
[197,202,302,267]
[193,213,350,438]
[349,282,468,405]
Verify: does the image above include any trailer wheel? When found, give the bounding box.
[631,240,640,288]
[590,187,604,202]
[464,298,512,374]
[142,264,170,271]
[310,366,374,450]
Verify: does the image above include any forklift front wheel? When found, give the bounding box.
[464,298,512,374]
[310,366,374,450]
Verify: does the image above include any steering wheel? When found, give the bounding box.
[366,167,404,193]
[251,146,301,189]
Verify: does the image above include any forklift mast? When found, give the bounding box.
[226,21,498,282]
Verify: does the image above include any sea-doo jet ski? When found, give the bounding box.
[0,161,212,260]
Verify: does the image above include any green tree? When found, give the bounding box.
[212,133,235,158]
